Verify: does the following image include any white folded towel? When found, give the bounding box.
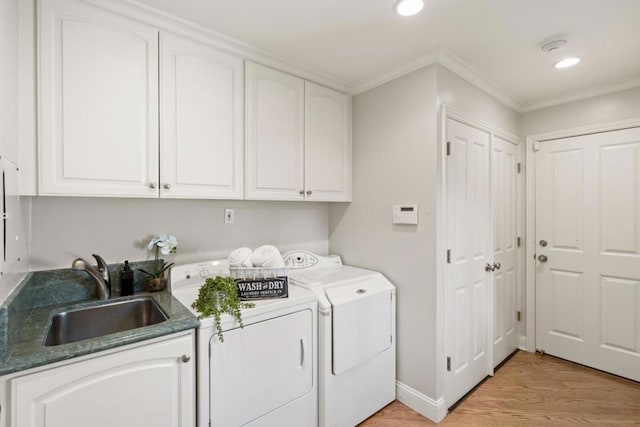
[228,247,254,267]
[251,245,284,268]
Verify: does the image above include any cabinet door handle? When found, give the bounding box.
[149,182,157,189]
[299,338,305,368]
[164,183,171,190]
[306,190,312,195]
[299,190,304,195]
[493,262,501,270]
[181,354,191,363]
[485,263,495,272]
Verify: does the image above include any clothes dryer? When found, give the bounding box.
[284,251,396,427]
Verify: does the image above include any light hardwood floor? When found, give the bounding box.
[360,351,640,426]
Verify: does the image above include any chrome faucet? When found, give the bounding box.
[71,254,111,300]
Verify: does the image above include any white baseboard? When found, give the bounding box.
[396,381,447,423]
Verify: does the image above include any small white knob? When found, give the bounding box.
[149,183,157,189]
[164,183,171,190]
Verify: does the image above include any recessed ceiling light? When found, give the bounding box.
[394,0,424,16]
[554,57,581,69]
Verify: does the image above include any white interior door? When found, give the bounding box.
[445,118,492,406]
[491,136,519,367]
[535,126,640,382]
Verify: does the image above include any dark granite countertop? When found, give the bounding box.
[0,262,199,377]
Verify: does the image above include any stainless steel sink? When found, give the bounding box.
[44,297,168,346]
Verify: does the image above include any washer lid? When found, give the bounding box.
[289,265,379,289]
[325,275,393,375]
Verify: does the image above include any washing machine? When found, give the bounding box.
[170,260,318,427]
[283,251,397,427]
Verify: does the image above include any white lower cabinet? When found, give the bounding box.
[4,331,195,427]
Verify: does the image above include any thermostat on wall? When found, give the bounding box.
[392,204,418,225]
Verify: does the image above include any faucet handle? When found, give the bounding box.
[92,254,111,288]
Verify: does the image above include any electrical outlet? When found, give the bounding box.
[224,208,234,224]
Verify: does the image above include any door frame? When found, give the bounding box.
[523,116,640,352]
[439,105,523,408]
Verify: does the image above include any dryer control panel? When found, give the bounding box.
[283,251,342,269]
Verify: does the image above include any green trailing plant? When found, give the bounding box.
[191,276,255,342]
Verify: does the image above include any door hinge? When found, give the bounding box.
[517,162,521,173]
[517,311,521,322]
[446,356,451,372]
[209,419,212,427]
[517,236,521,247]
[446,141,451,156]
[446,249,451,264]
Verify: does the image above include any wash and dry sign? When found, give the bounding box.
[235,277,289,300]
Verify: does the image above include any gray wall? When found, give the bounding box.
[328,64,521,404]
[437,65,521,136]
[30,197,329,270]
[330,66,440,397]
[522,86,640,135]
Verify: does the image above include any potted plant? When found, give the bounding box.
[191,276,255,342]
[139,234,178,292]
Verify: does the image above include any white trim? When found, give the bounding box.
[435,47,522,112]
[521,78,640,112]
[353,47,522,112]
[445,106,520,144]
[524,116,640,353]
[396,381,447,423]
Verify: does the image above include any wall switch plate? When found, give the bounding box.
[224,208,234,224]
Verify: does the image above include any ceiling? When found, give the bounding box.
[136,0,640,111]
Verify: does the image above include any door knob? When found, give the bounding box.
[485,263,495,272]
[539,240,548,247]
[164,183,171,190]
[306,190,312,195]
[538,254,548,263]
[299,190,304,195]
[149,182,157,189]
[181,354,191,363]
[493,262,501,270]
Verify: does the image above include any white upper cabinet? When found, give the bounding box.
[39,0,159,197]
[304,82,351,201]
[245,62,305,200]
[160,33,244,199]
[246,62,352,202]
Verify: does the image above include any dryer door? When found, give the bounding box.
[209,309,313,426]
[325,275,393,375]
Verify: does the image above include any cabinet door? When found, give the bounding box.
[10,332,194,427]
[245,62,305,200]
[39,0,159,197]
[160,33,243,199]
[210,309,313,426]
[304,82,351,201]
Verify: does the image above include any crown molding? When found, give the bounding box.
[434,47,523,112]
[79,0,640,111]
[84,0,352,94]
[521,77,640,112]
[352,46,523,112]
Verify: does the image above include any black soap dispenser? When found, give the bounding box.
[120,260,134,296]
